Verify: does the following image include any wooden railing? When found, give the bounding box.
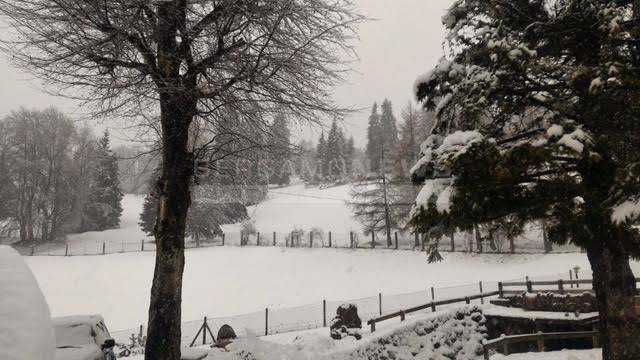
[482,330,599,359]
[366,291,501,332]
[367,278,600,332]
[498,279,594,296]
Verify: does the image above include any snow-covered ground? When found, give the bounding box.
[20,183,637,347]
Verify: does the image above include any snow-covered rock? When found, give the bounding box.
[0,245,55,360]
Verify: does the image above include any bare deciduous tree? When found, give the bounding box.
[0,1,362,358]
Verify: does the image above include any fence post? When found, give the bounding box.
[400,310,405,321]
[526,276,533,292]
[273,232,276,246]
[592,327,600,348]
[350,231,353,248]
[483,344,490,360]
[378,293,382,315]
[65,244,69,256]
[451,232,455,252]
[498,282,504,298]
[465,296,471,304]
[479,281,484,304]
[558,279,564,294]
[265,308,269,336]
[371,232,375,249]
[431,286,435,301]
[536,332,544,352]
[257,232,261,246]
[202,317,207,345]
[222,233,225,246]
[141,240,144,252]
[394,232,398,250]
[510,237,515,253]
[570,270,574,288]
[329,232,332,248]
[370,321,376,332]
[502,336,509,355]
[323,300,327,327]
[102,242,106,255]
[310,232,313,248]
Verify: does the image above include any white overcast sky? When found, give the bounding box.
[0,0,453,147]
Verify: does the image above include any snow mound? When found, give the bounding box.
[0,245,55,360]
[206,306,487,360]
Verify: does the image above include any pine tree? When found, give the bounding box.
[140,177,248,242]
[365,103,383,173]
[379,99,398,175]
[325,120,347,180]
[85,131,123,231]
[268,114,292,186]
[411,2,640,358]
[315,133,328,181]
[394,103,423,178]
[345,136,356,177]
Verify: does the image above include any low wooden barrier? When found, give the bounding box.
[366,291,501,332]
[482,330,599,359]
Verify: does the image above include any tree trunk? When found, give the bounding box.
[586,227,640,360]
[144,96,196,360]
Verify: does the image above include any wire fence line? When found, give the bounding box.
[16,226,582,257]
[109,270,587,348]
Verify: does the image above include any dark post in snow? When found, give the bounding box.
[328,231,332,248]
[395,232,398,250]
[323,300,327,327]
[378,293,382,315]
[257,232,261,246]
[265,308,269,336]
[479,281,484,304]
[371,232,375,249]
[450,232,455,252]
[273,232,276,246]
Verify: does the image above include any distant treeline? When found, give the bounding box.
[0,108,123,244]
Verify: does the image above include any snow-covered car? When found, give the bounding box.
[0,245,55,360]
[53,315,113,360]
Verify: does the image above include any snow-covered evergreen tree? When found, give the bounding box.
[325,120,348,180]
[315,133,328,181]
[410,1,640,358]
[379,99,398,174]
[268,114,292,186]
[139,177,248,242]
[84,131,123,231]
[345,136,356,177]
[365,103,383,173]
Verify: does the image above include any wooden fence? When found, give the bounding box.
[366,290,500,332]
[482,330,599,359]
[367,277,602,333]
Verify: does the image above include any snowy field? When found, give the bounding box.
[21,183,640,340]
[27,246,606,335]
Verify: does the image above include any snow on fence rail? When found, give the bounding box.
[109,272,585,349]
[20,228,581,257]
